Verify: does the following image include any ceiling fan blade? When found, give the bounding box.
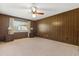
[35,12,44,15]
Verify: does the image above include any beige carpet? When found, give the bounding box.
[0,37,79,56]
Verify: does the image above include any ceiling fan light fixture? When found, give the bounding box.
[32,14,36,18]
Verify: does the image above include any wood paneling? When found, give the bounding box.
[36,8,79,45]
[0,14,31,41]
[14,32,28,39]
[0,15,9,41]
[30,21,37,37]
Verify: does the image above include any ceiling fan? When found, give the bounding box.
[31,4,44,17]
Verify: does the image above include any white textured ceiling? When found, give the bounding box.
[0,3,79,21]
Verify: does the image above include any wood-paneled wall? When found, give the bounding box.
[0,14,31,41]
[36,8,79,45]
[30,21,37,37]
[0,15,9,41]
[14,32,28,39]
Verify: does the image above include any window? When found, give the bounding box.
[13,20,29,32]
